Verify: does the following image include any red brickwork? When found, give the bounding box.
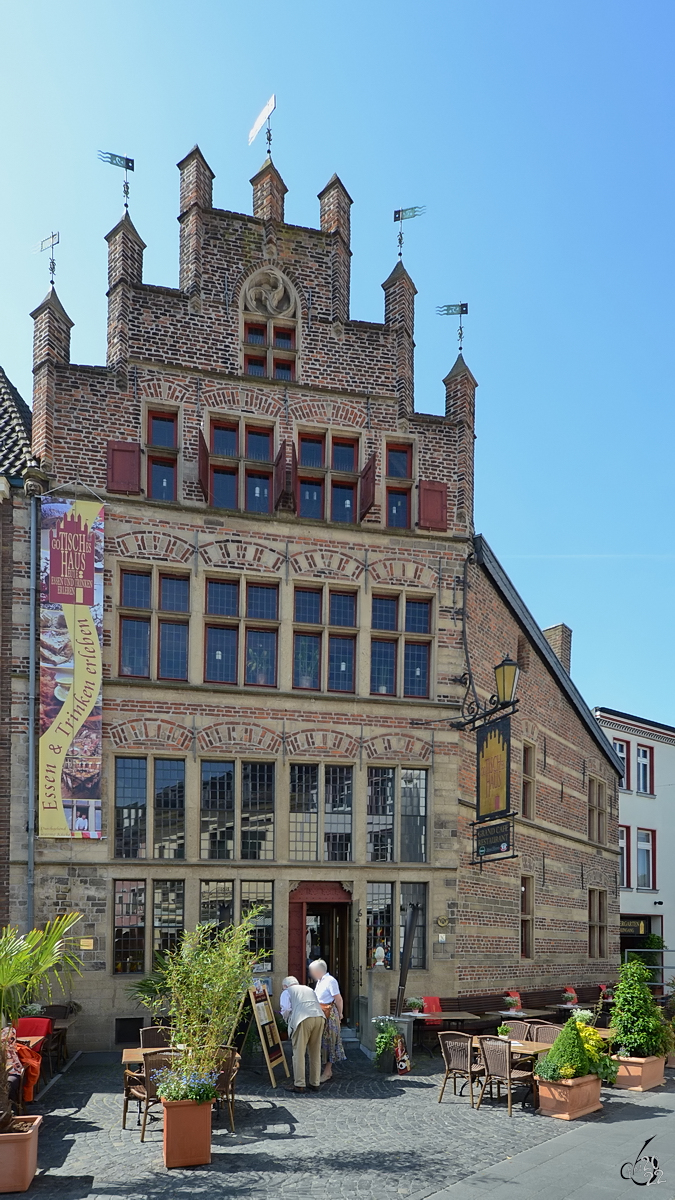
[12,146,620,1048]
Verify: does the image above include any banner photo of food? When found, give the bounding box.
[39,498,104,838]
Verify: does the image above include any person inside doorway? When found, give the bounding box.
[309,958,346,1082]
[279,976,326,1094]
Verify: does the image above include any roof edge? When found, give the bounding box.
[595,707,675,737]
[473,534,624,775]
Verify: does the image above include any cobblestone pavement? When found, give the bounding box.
[25,1046,574,1200]
[26,1051,675,1200]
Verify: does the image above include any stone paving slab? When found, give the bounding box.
[432,1074,675,1200]
[26,1047,574,1200]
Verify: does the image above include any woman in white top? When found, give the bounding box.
[309,958,346,1081]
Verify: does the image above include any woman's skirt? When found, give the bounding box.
[321,1001,346,1064]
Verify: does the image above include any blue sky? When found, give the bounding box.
[1,1,674,721]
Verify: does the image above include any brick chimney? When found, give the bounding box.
[443,353,477,531]
[382,261,417,419]
[30,287,74,472]
[251,157,287,223]
[177,145,215,308]
[318,173,352,323]
[543,623,572,673]
[104,212,146,372]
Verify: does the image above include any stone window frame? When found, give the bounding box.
[520,874,534,959]
[203,411,278,514]
[587,775,607,845]
[202,574,280,691]
[117,564,191,684]
[521,741,536,820]
[588,887,608,959]
[292,582,358,696]
[369,589,435,701]
[143,402,181,504]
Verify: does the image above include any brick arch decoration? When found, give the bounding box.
[138,375,193,405]
[113,530,194,565]
[364,733,432,762]
[290,548,365,583]
[368,557,438,591]
[198,382,283,419]
[198,722,281,755]
[284,728,360,759]
[288,395,369,430]
[200,540,285,574]
[107,718,193,752]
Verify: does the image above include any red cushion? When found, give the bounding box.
[15,1017,53,1038]
[423,996,442,1026]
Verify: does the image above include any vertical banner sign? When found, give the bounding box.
[476,717,511,822]
[39,498,104,837]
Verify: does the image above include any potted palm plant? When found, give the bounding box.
[0,914,82,1193]
[610,958,673,1090]
[137,914,261,1169]
[535,1013,616,1120]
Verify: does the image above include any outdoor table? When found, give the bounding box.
[16,1035,44,1049]
[411,1010,482,1024]
[410,1011,482,1055]
[52,1015,77,1062]
[484,1009,553,1020]
[472,1037,554,1057]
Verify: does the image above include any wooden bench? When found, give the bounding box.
[390,985,608,1033]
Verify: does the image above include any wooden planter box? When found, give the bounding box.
[0,1114,42,1193]
[162,1099,213,1169]
[537,1073,602,1120]
[612,1055,666,1091]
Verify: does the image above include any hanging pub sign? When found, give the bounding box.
[476,716,511,822]
[38,498,104,838]
[476,820,511,858]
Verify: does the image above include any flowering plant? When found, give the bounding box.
[405,996,424,1012]
[154,1067,218,1104]
[502,996,520,1010]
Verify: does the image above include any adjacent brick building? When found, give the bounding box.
[10,147,622,1049]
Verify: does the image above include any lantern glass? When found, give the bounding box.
[494,655,519,705]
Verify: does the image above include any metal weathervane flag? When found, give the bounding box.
[393,206,426,222]
[98,151,134,171]
[249,95,276,146]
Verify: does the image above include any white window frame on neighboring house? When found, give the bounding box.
[637,828,655,890]
[618,825,630,888]
[636,744,653,795]
[613,739,629,790]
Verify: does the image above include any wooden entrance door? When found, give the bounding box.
[288,881,352,1010]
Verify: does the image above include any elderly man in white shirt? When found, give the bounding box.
[279,975,326,1093]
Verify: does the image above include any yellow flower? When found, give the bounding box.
[577,1021,604,1064]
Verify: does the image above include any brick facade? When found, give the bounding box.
[10,146,621,1049]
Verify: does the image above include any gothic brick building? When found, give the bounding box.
[10,146,622,1049]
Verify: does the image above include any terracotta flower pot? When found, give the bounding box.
[666,1054,675,1068]
[0,1114,42,1193]
[162,1098,213,1169]
[537,1073,602,1120]
[612,1055,666,1091]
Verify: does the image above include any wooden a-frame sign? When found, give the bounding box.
[233,982,289,1088]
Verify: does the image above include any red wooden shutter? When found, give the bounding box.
[359,452,376,520]
[106,441,141,494]
[418,480,447,531]
[198,431,210,502]
[291,441,299,512]
[273,440,287,509]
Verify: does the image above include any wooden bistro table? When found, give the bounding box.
[52,1015,77,1064]
[15,1035,44,1049]
[472,1037,556,1059]
[410,1011,482,1055]
[485,1009,555,1021]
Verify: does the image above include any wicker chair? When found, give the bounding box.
[476,1036,536,1116]
[503,1020,533,1041]
[529,1023,563,1045]
[437,1031,485,1108]
[122,1049,177,1141]
[214,1045,241,1131]
[140,1025,172,1049]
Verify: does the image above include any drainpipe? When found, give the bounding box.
[26,490,38,931]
